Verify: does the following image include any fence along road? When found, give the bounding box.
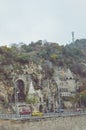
[0,111,86,120]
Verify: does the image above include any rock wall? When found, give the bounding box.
[0,115,86,130]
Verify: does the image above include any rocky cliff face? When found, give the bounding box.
[0,61,78,110]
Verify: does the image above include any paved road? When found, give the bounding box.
[0,111,85,120]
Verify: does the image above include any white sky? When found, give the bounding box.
[0,0,86,46]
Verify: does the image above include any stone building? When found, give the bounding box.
[54,67,76,98]
[11,65,78,111]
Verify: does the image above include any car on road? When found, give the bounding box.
[76,108,82,112]
[55,109,64,113]
[19,108,31,115]
[32,110,43,116]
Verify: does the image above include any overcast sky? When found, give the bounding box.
[0,0,86,46]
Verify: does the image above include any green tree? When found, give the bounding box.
[50,54,58,63]
[26,95,39,104]
[16,53,29,63]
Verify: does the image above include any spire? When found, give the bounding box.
[29,81,35,94]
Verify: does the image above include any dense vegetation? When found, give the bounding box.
[0,41,85,82]
[0,39,86,77]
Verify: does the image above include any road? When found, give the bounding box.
[0,110,85,120]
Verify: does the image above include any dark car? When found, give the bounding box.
[55,109,64,113]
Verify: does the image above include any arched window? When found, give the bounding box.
[15,79,25,101]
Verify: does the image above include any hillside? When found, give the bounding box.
[0,39,86,85]
[9,39,86,78]
[0,39,86,111]
[63,39,86,77]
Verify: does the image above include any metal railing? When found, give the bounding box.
[0,111,86,120]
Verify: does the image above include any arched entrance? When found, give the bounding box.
[15,79,26,102]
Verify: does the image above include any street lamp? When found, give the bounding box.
[14,83,19,114]
[48,79,51,112]
[58,87,61,109]
[80,95,82,108]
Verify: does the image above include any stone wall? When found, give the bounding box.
[0,115,86,130]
